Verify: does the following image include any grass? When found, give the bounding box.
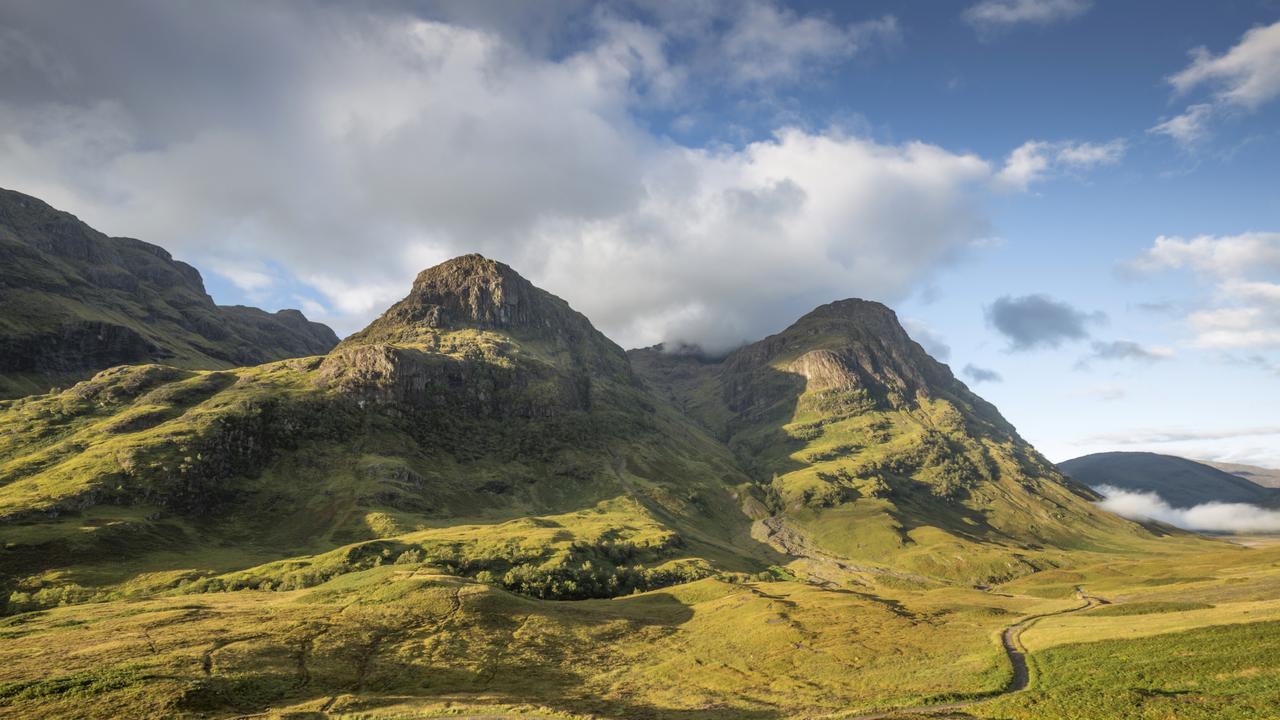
[2,284,1278,718]
[977,620,1280,719]
[1,541,1276,719]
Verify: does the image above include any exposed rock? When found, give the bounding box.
[0,187,339,398]
[343,254,632,380]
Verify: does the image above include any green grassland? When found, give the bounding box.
[2,261,1278,718]
[3,350,1275,718]
[0,542,1276,719]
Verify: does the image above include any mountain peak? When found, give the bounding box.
[401,253,539,330]
[346,254,571,339]
[718,295,954,410]
[341,254,631,377]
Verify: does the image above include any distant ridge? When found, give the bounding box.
[1200,459,1280,489]
[0,188,338,398]
[1060,451,1280,508]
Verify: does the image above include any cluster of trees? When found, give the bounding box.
[487,559,710,600]
[168,534,706,601]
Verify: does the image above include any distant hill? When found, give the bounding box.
[1059,451,1280,508]
[0,188,338,398]
[1200,460,1280,489]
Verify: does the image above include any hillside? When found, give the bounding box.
[1060,452,1280,508]
[0,188,338,398]
[0,255,1233,719]
[630,299,1157,584]
[0,255,765,608]
[1201,459,1280,489]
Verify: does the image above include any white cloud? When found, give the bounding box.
[1055,139,1127,168]
[1138,233,1280,277]
[964,0,1092,31]
[996,139,1125,190]
[1154,21,1280,145]
[0,3,1003,349]
[718,5,899,86]
[1148,103,1214,146]
[1095,485,1280,533]
[0,2,1117,350]
[208,260,275,293]
[996,141,1053,189]
[1135,233,1280,349]
[1168,21,1280,109]
[532,130,994,351]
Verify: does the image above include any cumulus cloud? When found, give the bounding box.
[986,294,1105,350]
[0,0,998,348]
[995,139,1125,190]
[962,364,1002,383]
[963,0,1092,31]
[537,132,992,351]
[1168,21,1280,109]
[1134,233,1280,349]
[1153,21,1280,145]
[1136,232,1280,277]
[1094,485,1280,533]
[714,5,900,86]
[0,1,1121,350]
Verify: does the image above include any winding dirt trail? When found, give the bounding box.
[843,588,1106,719]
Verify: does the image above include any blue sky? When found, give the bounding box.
[1,0,1277,466]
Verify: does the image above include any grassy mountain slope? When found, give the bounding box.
[3,254,1260,719]
[0,188,337,399]
[0,256,769,615]
[631,299,1163,584]
[1060,451,1280,507]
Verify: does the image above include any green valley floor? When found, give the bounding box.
[1,535,1277,719]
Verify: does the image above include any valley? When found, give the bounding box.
[0,252,1276,719]
[4,4,1279,717]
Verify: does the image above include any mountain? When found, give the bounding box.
[0,254,761,607]
[629,299,1154,582]
[1200,459,1280,489]
[0,188,338,399]
[1060,451,1280,507]
[0,256,1200,719]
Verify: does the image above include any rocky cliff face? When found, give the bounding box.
[343,254,631,379]
[0,188,338,398]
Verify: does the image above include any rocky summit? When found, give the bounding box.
[0,247,1251,720]
[0,188,338,399]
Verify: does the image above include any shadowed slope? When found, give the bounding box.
[0,188,338,399]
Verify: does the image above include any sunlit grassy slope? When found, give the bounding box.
[2,256,1277,719]
[631,299,1181,585]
